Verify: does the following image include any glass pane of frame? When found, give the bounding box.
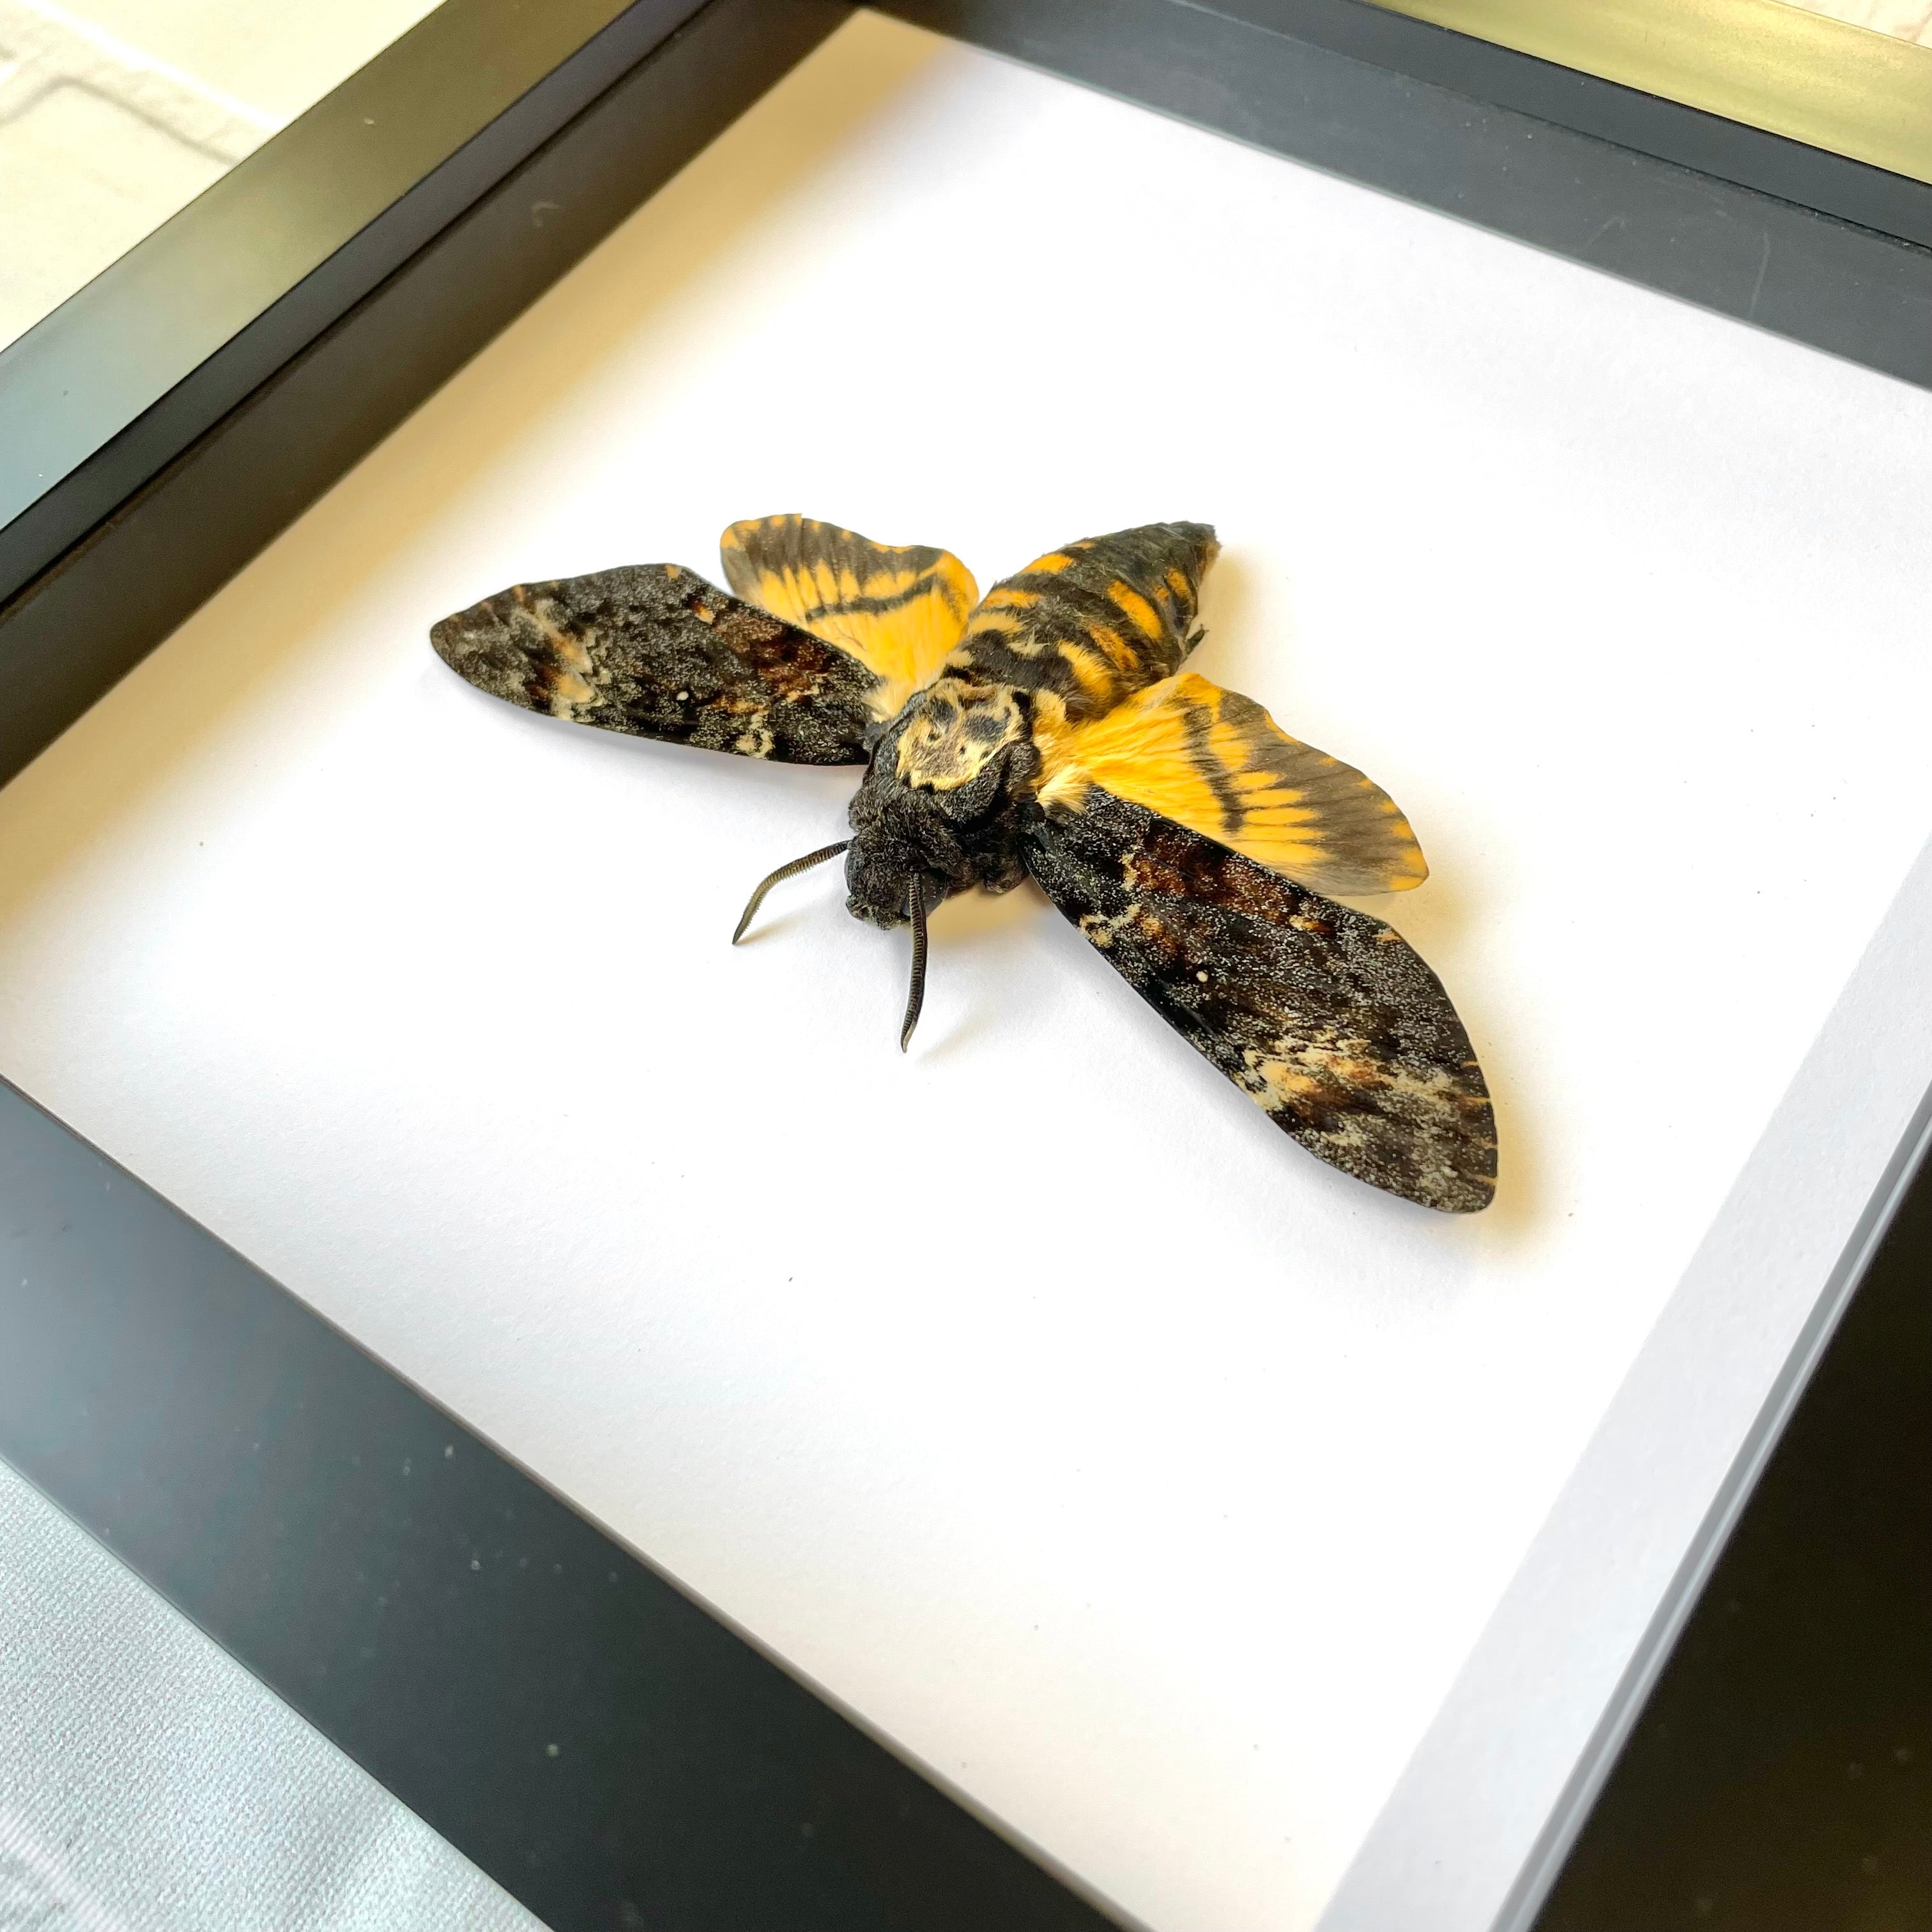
[0,0,444,351]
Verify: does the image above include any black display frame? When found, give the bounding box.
[3,3,1929,1927]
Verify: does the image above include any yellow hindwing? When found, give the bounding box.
[720,516,979,720]
[1035,671,1429,896]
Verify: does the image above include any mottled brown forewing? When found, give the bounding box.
[431,564,874,764]
[1027,787,1496,1213]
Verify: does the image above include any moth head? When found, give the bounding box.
[843,736,976,928]
[841,843,924,930]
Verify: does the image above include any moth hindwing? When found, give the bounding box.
[721,515,978,723]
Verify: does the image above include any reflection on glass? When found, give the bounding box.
[0,0,443,352]
[1773,0,1932,42]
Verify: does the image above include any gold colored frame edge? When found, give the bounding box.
[1370,0,1932,187]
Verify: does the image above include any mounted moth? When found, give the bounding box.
[432,518,1496,1213]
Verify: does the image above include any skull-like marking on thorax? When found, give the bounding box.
[894,679,1027,793]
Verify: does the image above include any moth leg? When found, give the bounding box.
[730,841,850,945]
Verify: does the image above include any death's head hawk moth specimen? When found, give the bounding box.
[432,518,1497,1213]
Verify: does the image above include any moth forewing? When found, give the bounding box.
[1023,786,1495,1214]
[430,564,875,765]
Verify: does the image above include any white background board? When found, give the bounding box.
[3,16,1931,1930]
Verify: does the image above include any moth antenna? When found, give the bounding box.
[731,840,850,945]
[900,879,930,1054]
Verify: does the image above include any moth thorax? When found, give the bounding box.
[895,679,1023,793]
